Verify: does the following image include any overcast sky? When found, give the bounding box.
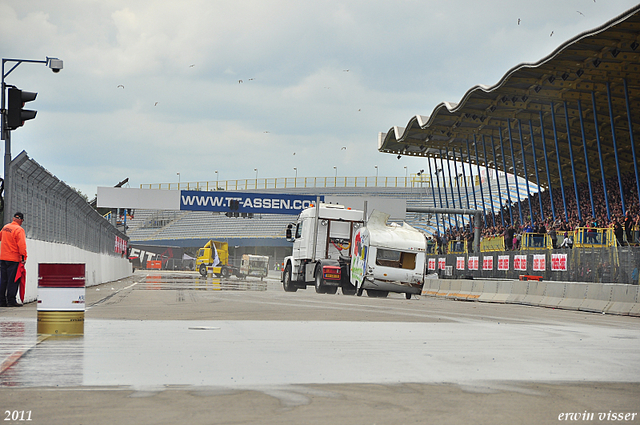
[1,0,637,198]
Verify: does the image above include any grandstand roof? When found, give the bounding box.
[378,4,640,189]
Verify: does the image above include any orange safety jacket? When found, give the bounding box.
[0,221,27,262]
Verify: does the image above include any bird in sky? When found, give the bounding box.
[577,10,584,16]
[517,18,520,25]
[550,31,554,37]
[343,69,349,72]
[189,64,195,68]
[117,85,124,89]
[341,147,347,150]
[239,80,243,84]
[154,102,159,106]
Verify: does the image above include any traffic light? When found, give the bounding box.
[7,87,38,130]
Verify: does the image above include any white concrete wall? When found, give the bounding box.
[16,238,132,304]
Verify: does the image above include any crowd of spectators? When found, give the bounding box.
[428,171,640,252]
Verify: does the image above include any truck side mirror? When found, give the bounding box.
[286,224,294,241]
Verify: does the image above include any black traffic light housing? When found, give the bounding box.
[7,87,38,130]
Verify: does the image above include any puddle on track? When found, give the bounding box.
[137,274,268,292]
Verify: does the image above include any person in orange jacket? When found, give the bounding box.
[0,212,27,307]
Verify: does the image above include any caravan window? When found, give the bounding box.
[375,249,416,269]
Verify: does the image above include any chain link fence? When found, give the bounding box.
[5,151,128,256]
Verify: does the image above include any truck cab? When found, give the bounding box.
[282,203,363,294]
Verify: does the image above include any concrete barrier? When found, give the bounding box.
[557,283,588,310]
[580,284,613,313]
[521,281,547,306]
[421,278,639,316]
[23,239,132,303]
[492,281,512,303]
[540,282,566,308]
[478,280,499,302]
[606,285,640,315]
[506,280,529,304]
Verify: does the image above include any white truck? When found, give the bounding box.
[281,203,427,298]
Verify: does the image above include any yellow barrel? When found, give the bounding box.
[37,263,86,335]
[37,311,84,335]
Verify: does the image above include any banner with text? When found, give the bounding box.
[180,191,322,215]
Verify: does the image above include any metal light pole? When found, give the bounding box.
[215,170,219,189]
[254,168,258,189]
[2,56,62,222]
[293,167,297,187]
[177,172,180,189]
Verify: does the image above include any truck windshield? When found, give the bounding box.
[375,248,416,270]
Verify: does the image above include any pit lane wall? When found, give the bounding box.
[20,239,132,304]
[421,276,640,316]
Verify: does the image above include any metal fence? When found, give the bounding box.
[428,246,640,285]
[5,151,128,256]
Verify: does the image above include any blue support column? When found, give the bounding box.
[482,136,496,226]
[445,149,459,228]
[498,131,514,224]
[606,82,626,215]
[427,158,440,235]
[452,150,465,227]
[539,111,556,221]
[439,151,452,229]
[623,78,640,208]
[473,135,487,225]
[528,120,544,221]
[466,139,479,214]
[507,119,524,224]
[490,135,505,227]
[592,91,610,221]
[577,100,595,218]
[550,102,568,220]
[458,147,471,210]
[563,102,581,220]
[517,119,533,222]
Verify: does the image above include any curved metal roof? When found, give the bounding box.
[378,4,640,189]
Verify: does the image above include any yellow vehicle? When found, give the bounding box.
[196,240,241,278]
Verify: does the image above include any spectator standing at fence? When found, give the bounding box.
[559,232,573,249]
[624,211,633,244]
[548,226,558,249]
[612,218,624,246]
[0,213,27,307]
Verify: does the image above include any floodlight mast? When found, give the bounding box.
[1,57,63,222]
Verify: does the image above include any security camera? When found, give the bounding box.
[48,58,63,73]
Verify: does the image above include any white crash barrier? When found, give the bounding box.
[421,278,639,316]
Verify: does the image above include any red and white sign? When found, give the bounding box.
[438,258,446,270]
[483,256,494,271]
[533,254,546,271]
[514,255,527,271]
[468,256,479,271]
[551,253,568,271]
[498,255,509,271]
[115,236,127,254]
[428,258,436,271]
[456,257,465,270]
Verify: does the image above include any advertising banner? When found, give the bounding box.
[551,253,568,271]
[498,255,509,271]
[483,256,494,271]
[514,255,527,271]
[468,256,479,271]
[456,257,465,270]
[533,254,546,271]
[428,258,436,271]
[180,191,321,215]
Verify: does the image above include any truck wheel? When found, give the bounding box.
[283,264,297,292]
[222,267,230,278]
[341,282,356,296]
[405,292,412,300]
[314,267,326,294]
[199,264,207,277]
[325,286,338,295]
